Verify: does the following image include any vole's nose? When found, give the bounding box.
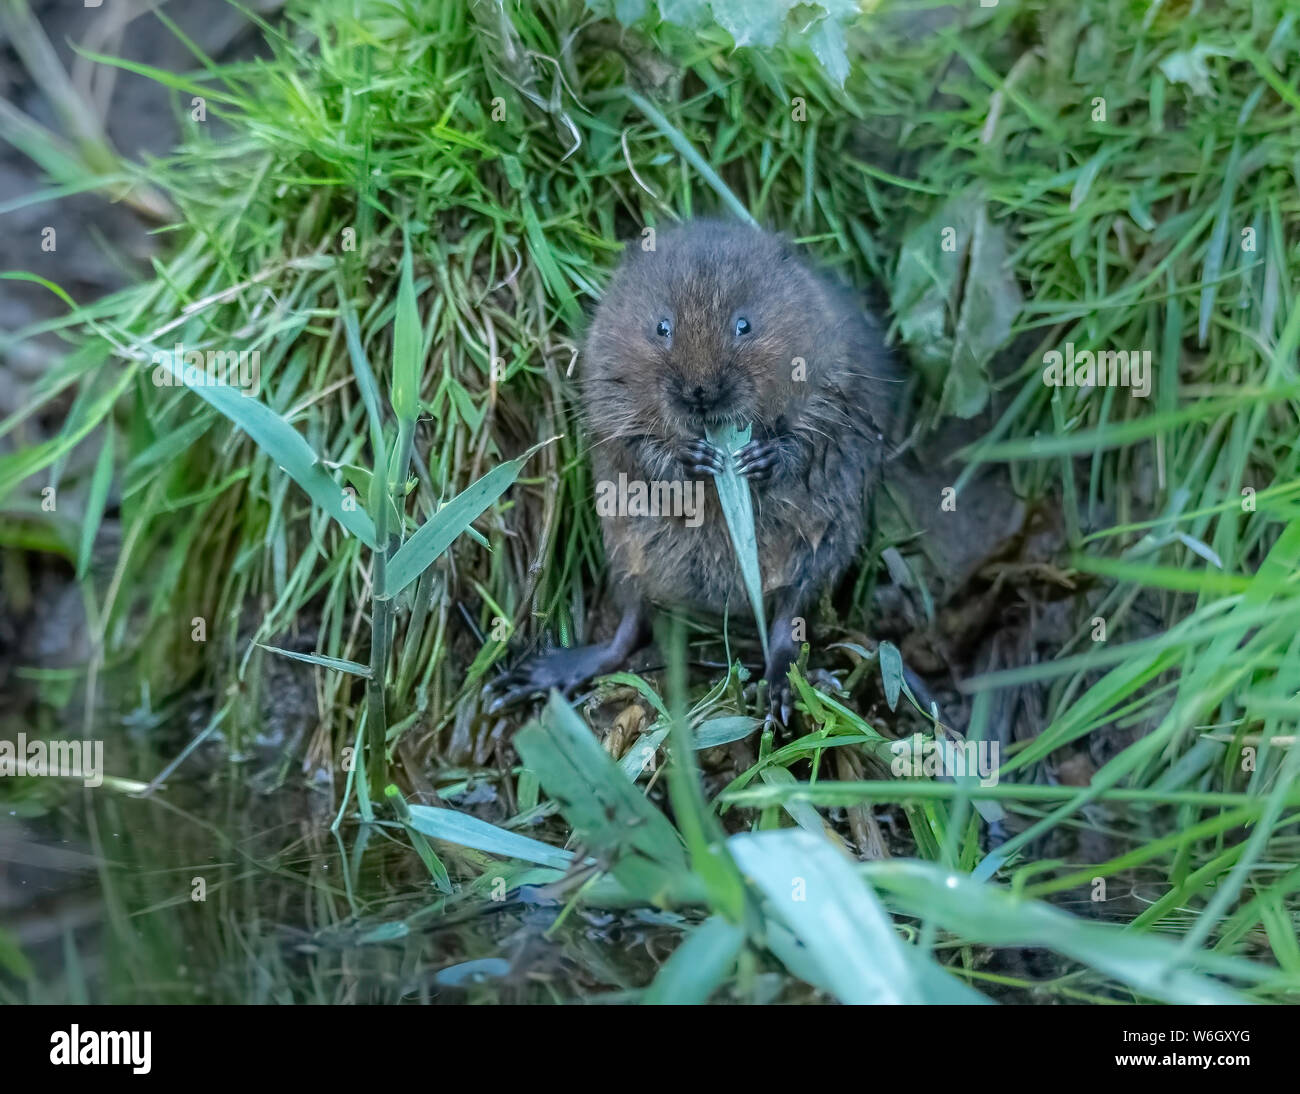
[680,379,725,414]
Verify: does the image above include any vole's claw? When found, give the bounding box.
[805,667,845,694]
[680,438,725,477]
[766,675,794,728]
[760,667,839,727]
[485,689,513,715]
[734,439,778,483]
[484,674,536,714]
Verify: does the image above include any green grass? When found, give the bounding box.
[3,0,1300,1002]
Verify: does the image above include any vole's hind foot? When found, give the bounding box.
[767,676,794,728]
[486,606,648,713]
[761,665,845,728]
[485,645,616,712]
[678,438,725,476]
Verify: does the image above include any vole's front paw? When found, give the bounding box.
[678,438,725,477]
[734,438,782,483]
[486,645,612,712]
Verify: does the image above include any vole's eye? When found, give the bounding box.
[734,317,752,336]
[656,319,672,338]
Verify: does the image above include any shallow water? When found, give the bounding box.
[3,765,711,1004]
[7,754,1126,1004]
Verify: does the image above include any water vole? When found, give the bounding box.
[494,219,903,716]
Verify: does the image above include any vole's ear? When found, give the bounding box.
[769,230,802,263]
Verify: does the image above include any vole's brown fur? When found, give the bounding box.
[494,219,903,715]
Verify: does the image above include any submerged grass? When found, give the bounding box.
[3,0,1300,1002]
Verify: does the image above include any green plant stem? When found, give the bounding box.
[388,417,416,521]
[367,567,390,794]
[367,442,393,794]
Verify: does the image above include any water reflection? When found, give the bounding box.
[2,772,687,1004]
